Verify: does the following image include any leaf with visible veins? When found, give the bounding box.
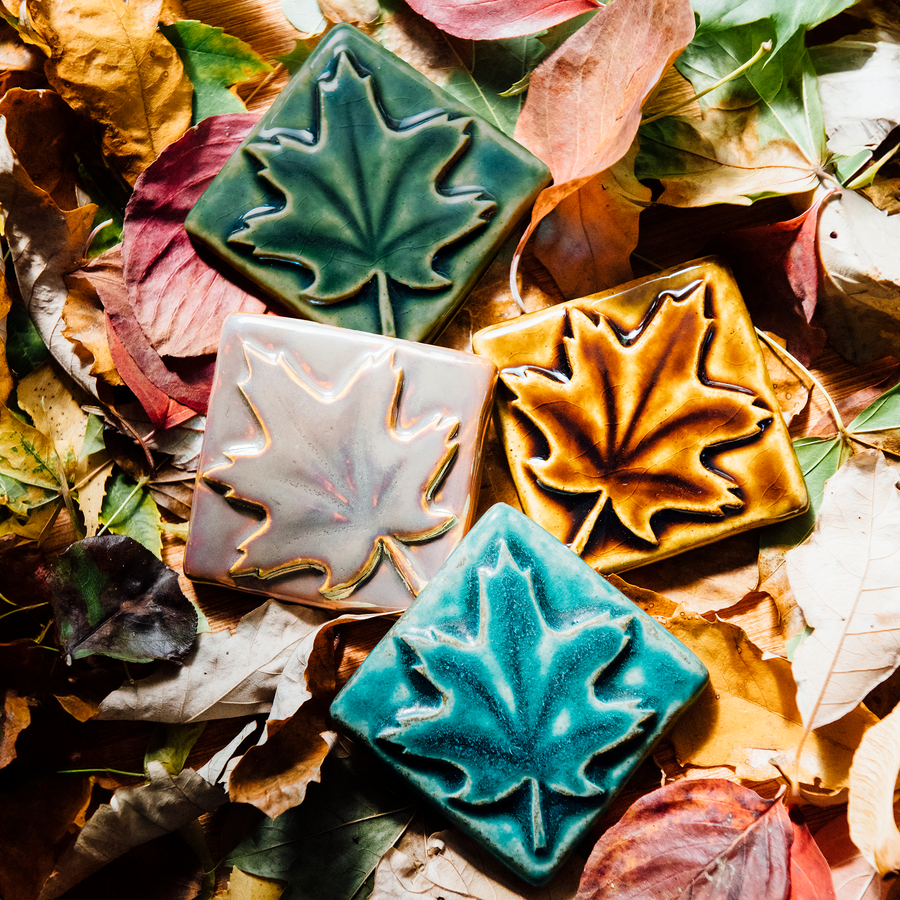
[501,283,767,548]
[203,347,459,599]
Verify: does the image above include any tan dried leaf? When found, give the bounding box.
[788,450,900,731]
[849,703,900,876]
[61,284,124,387]
[28,0,193,184]
[663,609,877,792]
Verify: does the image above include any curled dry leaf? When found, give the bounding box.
[122,113,268,360]
[39,762,226,900]
[0,690,32,768]
[28,0,193,184]
[403,0,598,40]
[98,600,332,722]
[0,115,98,397]
[512,0,694,296]
[849,702,900,876]
[573,779,793,900]
[788,450,900,732]
[815,188,900,365]
[662,609,876,794]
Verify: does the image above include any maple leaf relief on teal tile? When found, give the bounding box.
[330,504,709,885]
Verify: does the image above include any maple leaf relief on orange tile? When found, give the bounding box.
[202,345,459,600]
[499,280,772,556]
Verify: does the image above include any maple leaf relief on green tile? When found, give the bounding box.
[202,345,459,601]
[228,50,497,337]
[501,282,770,554]
[379,540,651,853]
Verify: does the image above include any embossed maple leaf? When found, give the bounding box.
[381,541,650,853]
[202,346,459,600]
[502,283,769,551]
[229,51,496,337]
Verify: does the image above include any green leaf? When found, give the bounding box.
[849,382,900,433]
[227,748,416,900]
[231,51,494,337]
[759,436,848,550]
[48,535,198,663]
[5,302,50,379]
[277,38,316,76]
[80,414,106,459]
[0,405,61,492]
[688,0,856,40]
[160,20,272,124]
[145,722,207,776]
[100,472,163,558]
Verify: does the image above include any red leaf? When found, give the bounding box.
[122,113,271,359]
[575,780,793,900]
[789,809,836,900]
[73,245,215,414]
[403,0,600,40]
[708,194,836,366]
[512,0,694,296]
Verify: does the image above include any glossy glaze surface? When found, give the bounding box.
[184,313,496,610]
[472,258,808,573]
[330,504,709,884]
[185,25,550,342]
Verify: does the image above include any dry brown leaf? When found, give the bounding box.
[0,115,98,396]
[0,690,33,768]
[0,268,13,406]
[760,332,815,426]
[512,0,694,295]
[849,703,900,876]
[816,813,896,899]
[61,284,125,387]
[644,104,819,207]
[225,868,286,900]
[532,147,651,299]
[663,609,877,795]
[28,0,193,185]
[788,450,900,732]
[623,531,760,615]
[54,693,101,722]
[606,574,679,619]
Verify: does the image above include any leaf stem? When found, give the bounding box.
[376,270,396,338]
[642,41,773,125]
[96,475,149,537]
[0,601,48,621]
[754,329,851,443]
[56,767,146,778]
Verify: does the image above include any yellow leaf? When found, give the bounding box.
[17,362,89,468]
[225,868,285,900]
[75,458,113,537]
[663,609,877,794]
[60,285,124,387]
[849,702,900,876]
[28,0,193,184]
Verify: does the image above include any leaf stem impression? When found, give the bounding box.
[641,40,772,125]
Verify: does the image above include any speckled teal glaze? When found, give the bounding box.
[185,24,550,343]
[330,503,709,885]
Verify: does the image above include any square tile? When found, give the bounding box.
[472,257,808,573]
[330,503,708,884]
[185,24,550,343]
[184,314,496,610]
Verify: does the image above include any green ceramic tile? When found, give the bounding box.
[330,504,709,884]
[185,24,550,342]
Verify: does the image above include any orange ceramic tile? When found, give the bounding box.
[472,257,808,573]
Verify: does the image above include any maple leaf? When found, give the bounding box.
[381,541,650,852]
[229,51,496,337]
[501,283,768,550]
[203,346,459,600]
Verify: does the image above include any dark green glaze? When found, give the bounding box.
[186,25,550,342]
[330,503,709,885]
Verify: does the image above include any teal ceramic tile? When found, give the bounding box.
[330,504,709,884]
[185,24,550,343]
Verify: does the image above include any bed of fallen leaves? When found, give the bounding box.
[0,0,899,898]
